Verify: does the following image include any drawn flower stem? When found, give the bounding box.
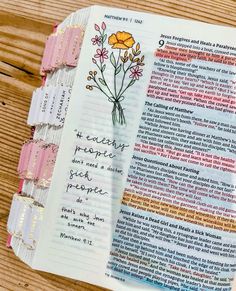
[94,62,115,99]
[117,60,134,99]
[119,78,136,97]
[92,76,112,100]
[96,30,117,101]
[114,49,121,98]
[112,101,125,125]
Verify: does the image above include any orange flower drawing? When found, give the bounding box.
[108,31,135,49]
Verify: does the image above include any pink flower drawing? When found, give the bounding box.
[91,35,102,46]
[101,22,106,30]
[129,66,143,80]
[94,24,100,31]
[94,48,108,63]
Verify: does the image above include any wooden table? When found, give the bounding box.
[0,0,235,290]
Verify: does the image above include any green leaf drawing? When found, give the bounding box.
[102,34,107,43]
[110,52,116,67]
[98,78,106,85]
[129,79,136,86]
[115,64,122,75]
[101,64,106,72]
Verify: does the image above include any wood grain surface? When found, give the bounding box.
[0,0,236,290]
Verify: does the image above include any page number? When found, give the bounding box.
[159,39,165,48]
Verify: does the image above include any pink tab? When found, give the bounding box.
[66,27,83,67]
[47,35,57,72]
[18,141,34,178]
[40,35,53,75]
[37,144,58,187]
[41,76,46,87]
[53,22,58,33]
[40,35,57,74]
[6,234,12,248]
[34,144,46,180]
[40,36,52,75]
[18,179,24,193]
[17,142,28,174]
[61,28,72,65]
[51,32,64,69]
[25,140,45,180]
[31,126,35,138]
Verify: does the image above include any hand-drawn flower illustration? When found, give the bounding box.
[86,23,145,126]
[130,66,143,80]
[108,31,135,49]
[91,35,102,46]
[94,24,100,31]
[94,48,109,63]
[101,22,106,30]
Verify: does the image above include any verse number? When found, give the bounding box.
[159,39,165,48]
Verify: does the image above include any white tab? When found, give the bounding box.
[33,88,44,125]
[10,196,22,235]
[52,85,67,127]
[21,204,33,245]
[14,197,33,237]
[27,90,37,126]
[7,194,18,234]
[45,86,57,125]
[23,205,44,248]
[56,87,71,126]
[38,86,53,124]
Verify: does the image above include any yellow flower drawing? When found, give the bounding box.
[108,31,135,49]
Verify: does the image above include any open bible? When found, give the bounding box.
[7,5,236,290]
